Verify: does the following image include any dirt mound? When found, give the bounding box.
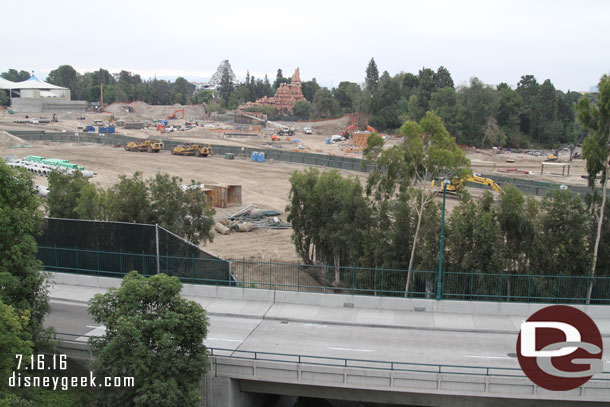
[0,131,26,148]
[104,102,206,121]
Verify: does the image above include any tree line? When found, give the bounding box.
[3,62,589,149]
[287,79,610,301]
[1,160,211,406]
[47,171,216,246]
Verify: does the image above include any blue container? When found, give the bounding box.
[257,152,265,162]
[85,126,95,132]
[326,138,330,144]
[251,152,257,161]
[98,126,115,134]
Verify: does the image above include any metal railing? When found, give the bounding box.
[52,332,610,380]
[39,245,610,305]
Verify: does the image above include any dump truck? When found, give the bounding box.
[125,139,164,153]
[170,143,212,157]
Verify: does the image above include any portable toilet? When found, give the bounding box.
[257,152,265,162]
[251,151,257,161]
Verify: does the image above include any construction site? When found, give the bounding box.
[0,65,593,263]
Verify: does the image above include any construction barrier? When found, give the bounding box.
[9,130,595,196]
[35,244,610,305]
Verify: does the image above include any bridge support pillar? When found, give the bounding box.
[201,376,267,407]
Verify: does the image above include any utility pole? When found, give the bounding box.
[436,181,449,301]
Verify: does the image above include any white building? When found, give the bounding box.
[0,75,86,113]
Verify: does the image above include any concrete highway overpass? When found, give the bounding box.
[46,272,610,406]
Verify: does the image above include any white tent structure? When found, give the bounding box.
[0,75,84,113]
[0,76,69,100]
[0,77,18,90]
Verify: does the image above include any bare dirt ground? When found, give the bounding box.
[0,106,590,263]
[0,138,368,262]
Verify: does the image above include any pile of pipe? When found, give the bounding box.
[5,158,95,178]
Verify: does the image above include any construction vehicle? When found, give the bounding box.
[342,124,376,139]
[240,112,295,136]
[170,143,212,157]
[433,174,503,194]
[167,108,185,119]
[125,139,164,153]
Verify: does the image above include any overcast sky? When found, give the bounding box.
[2,0,609,91]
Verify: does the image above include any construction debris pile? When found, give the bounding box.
[214,205,290,235]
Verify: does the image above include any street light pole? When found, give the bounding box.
[436,182,448,301]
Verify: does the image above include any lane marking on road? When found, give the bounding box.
[329,347,374,352]
[467,355,512,360]
[207,338,243,342]
[50,299,89,307]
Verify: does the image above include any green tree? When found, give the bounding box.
[47,171,91,219]
[516,74,540,140]
[193,89,215,104]
[333,81,361,114]
[89,272,208,407]
[370,72,402,129]
[435,66,454,89]
[536,79,559,144]
[496,83,524,147]
[293,100,312,120]
[416,68,437,113]
[456,77,498,146]
[171,77,194,104]
[148,174,215,245]
[301,78,320,103]
[365,58,379,94]
[0,300,32,393]
[0,162,48,346]
[365,112,470,295]
[429,87,459,136]
[286,169,370,283]
[218,67,235,107]
[105,172,152,224]
[46,65,78,93]
[1,69,31,82]
[272,68,289,91]
[312,88,341,119]
[537,191,590,278]
[148,79,171,105]
[576,74,610,302]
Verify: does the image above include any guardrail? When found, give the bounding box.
[52,332,610,381]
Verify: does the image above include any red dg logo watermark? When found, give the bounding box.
[516,305,605,391]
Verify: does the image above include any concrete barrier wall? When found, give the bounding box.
[49,272,609,318]
[11,99,87,113]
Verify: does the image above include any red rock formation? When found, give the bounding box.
[240,68,306,115]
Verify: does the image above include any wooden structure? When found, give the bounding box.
[208,184,242,208]
[541,162,571,176]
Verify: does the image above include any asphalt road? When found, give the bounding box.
[46,299,530,369]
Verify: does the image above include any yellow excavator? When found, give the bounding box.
[433,174,502,194]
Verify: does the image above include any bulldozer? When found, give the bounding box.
[125,139,164,153]
[170,143,212,157]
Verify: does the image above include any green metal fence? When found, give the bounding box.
[38,246,610,305]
